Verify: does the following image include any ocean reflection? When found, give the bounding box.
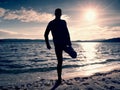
[80,42,98,61]
[74,42,120,76]
[76,42,102,72]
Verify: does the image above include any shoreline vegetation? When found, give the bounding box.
[0,69,120,90]
[0,37,120,42]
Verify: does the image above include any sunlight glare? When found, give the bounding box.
[85,9,96,22]
[81,42,97,61]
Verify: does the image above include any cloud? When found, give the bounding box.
[3,8,54,23]
[0,29,42,39]
[106,26,120,32]
[0,29,18,39]
[61,15,70,21]
[0,8,6,17]
[98,15,120,26]
[0,7,70,23]
[69,24,120,40]
[0,29,17,35]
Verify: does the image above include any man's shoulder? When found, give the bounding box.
[48,20,54,26]
[59,19,66,22]
[61,19,66,23]
[49,19,66,25]
[49,20,54,24]
[52,19,66,22]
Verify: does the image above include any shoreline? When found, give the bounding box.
[0,69,120,90]
[51,63,120,80]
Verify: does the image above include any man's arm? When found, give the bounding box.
[44,23,51,49]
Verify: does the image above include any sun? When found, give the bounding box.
[85,9,96,22]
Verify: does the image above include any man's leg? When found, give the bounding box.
[55,46,63,82]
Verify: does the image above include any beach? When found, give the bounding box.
[0,0,120,89]
[0,69,120,90]
[0,41,120,90]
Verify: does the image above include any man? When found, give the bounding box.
[44,8,77,84]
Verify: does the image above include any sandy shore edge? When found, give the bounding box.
[0,69,120,90]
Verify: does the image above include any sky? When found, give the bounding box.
[0,0,120,40]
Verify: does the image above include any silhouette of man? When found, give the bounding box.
[44,8,77,85]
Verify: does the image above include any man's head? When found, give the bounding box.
[55,8,62,19]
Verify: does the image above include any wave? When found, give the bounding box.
[91,59,120,65]
[106,59,120,62]
[0,66,56,74]
[0,58,119,74]
[0,60,14,63]
[29,59,48,62]
[0,64,85,74]
[0,63,27,68]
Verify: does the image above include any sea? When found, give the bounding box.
[0,41,120,86]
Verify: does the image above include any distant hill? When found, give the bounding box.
[75,37,120,42]
[0,38,120,42]
[0,39,45,42]
[102,38,120,42]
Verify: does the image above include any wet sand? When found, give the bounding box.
[0,69,120,90]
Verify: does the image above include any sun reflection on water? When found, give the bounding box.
[76,42,103,75]
[80,42,98,61]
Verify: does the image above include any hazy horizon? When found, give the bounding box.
[0,37,120,42]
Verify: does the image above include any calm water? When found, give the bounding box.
[0,41,120,85]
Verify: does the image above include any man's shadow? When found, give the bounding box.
[51,80,61,90]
